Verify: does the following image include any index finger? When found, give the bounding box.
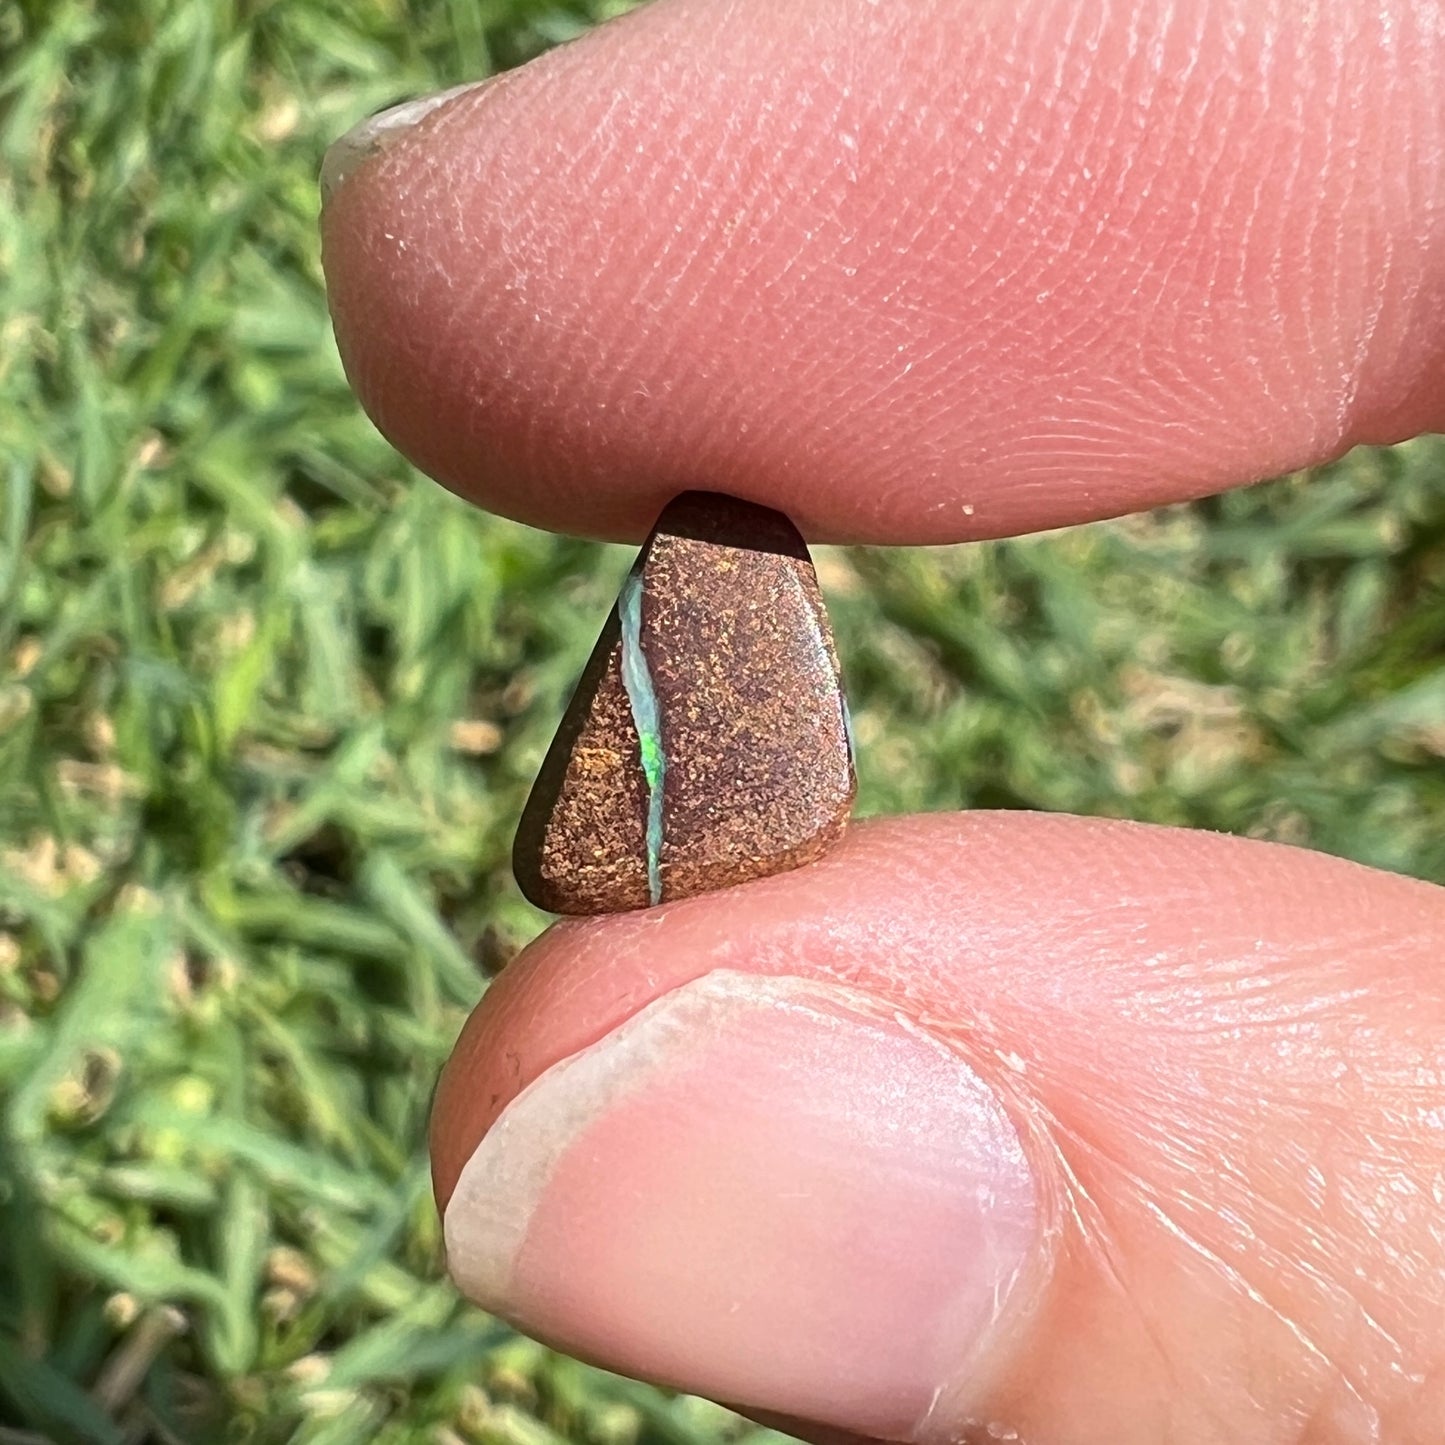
[319,0,1445,544]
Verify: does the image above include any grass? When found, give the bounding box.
[1,0,1443,1441]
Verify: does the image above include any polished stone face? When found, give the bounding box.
[514,492,856,915]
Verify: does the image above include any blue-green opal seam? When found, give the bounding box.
[618,571,665,905]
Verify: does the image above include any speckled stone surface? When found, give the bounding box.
[514,492,855,914]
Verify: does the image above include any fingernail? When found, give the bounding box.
[443,973,1040,1442]
[320,81,486,204]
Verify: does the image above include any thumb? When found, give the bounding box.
[432,815,1445,1445]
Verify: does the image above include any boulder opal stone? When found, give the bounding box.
[514,492,855,914]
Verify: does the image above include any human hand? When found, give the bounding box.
[319,2,1445,1442]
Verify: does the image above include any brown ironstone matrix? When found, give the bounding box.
[514,492,856,914]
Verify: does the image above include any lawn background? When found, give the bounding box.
[1,1,1442,1441]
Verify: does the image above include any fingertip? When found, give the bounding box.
[431,814,1445,1442]
[324,0,1445,542]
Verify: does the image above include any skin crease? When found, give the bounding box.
[318,0,1445,1440]
[324,0,1444,543]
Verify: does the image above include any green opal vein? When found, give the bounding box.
[618,570,665,905]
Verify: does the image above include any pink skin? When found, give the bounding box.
[323,0,1444,544]
[319,0,1445,1439]
[428,818,1445,1442]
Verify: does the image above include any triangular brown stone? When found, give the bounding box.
[514,492,855,914]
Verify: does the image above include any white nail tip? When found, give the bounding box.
[319,81,484,202]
